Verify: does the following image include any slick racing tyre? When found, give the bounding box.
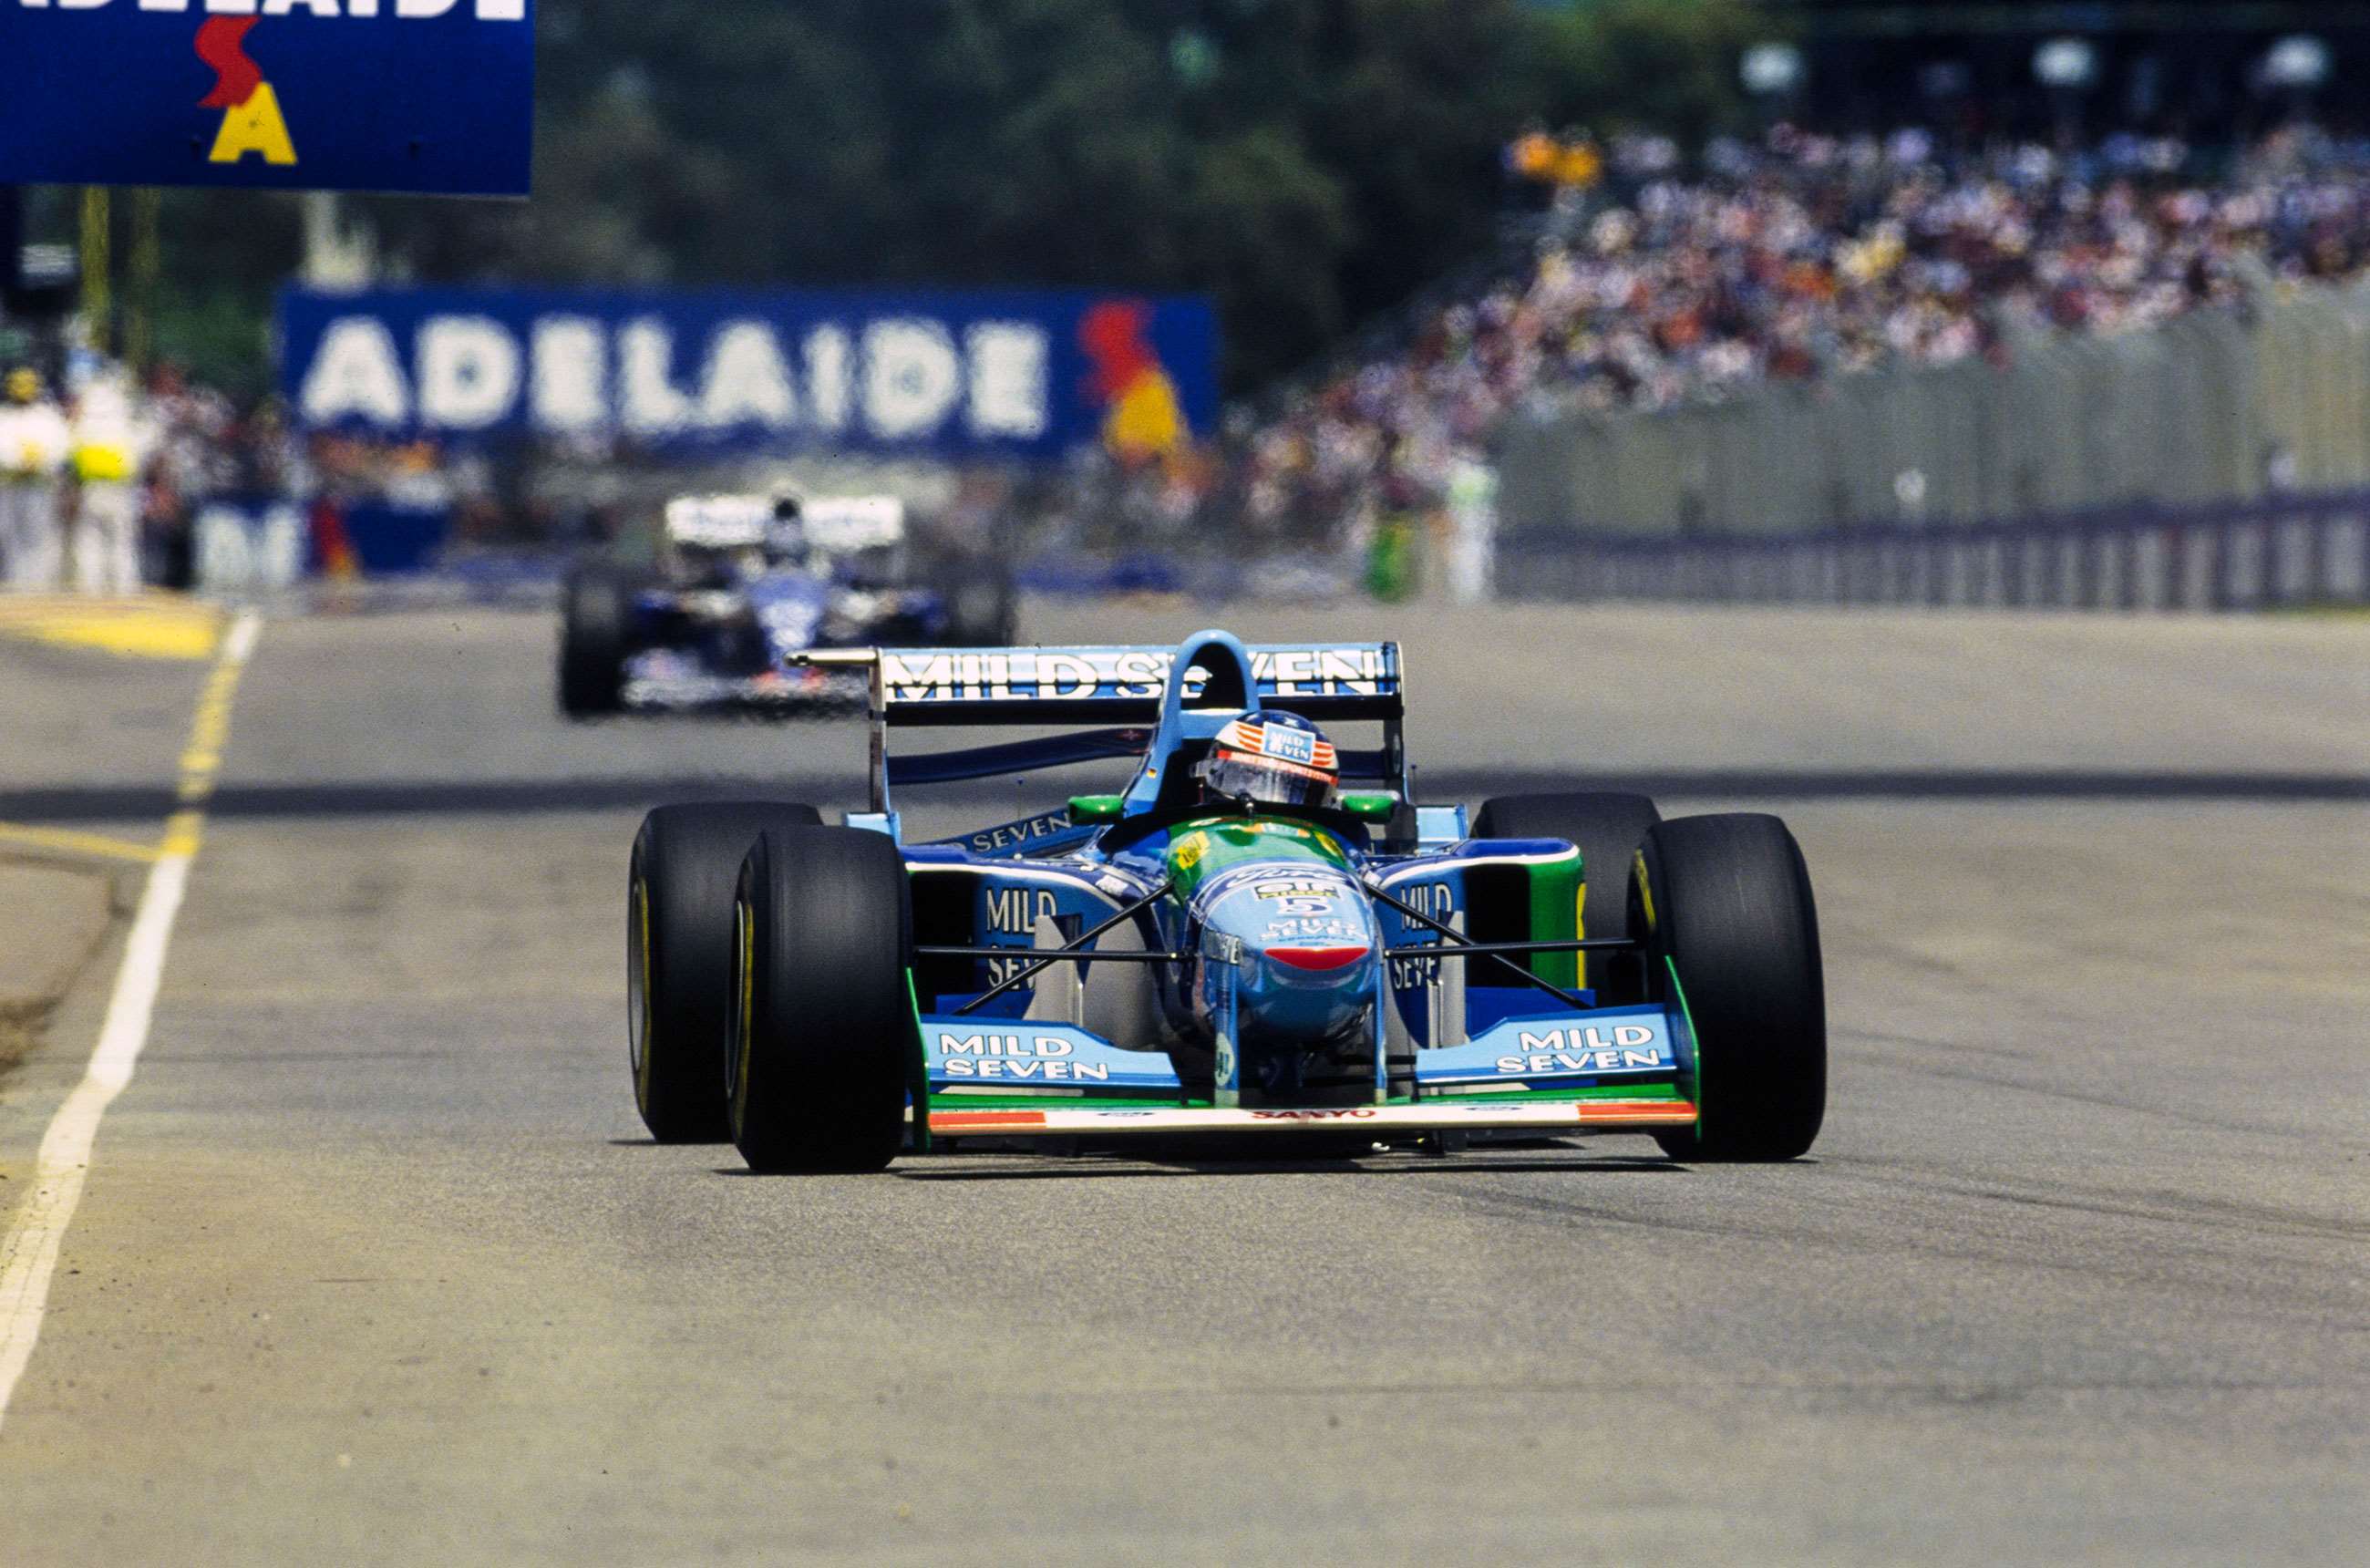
[559,566,634,717]
[1473,791,1662,1006]
[1633,814,1826,1162]
[629,802,823,1141]
[729,826,914,1173]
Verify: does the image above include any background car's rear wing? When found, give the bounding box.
[664,493,905,552]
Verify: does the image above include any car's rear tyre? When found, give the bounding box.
[629,802,823,1141]
[729,826,914,1173]
[560,567,634,717]
[1634,814,1826,1162]
[1473,791,1662,1005]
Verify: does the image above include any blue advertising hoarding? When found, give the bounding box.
[0,2,533,196]
[278,286,1221,459]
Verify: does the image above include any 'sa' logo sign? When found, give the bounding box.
[197,18,297,168]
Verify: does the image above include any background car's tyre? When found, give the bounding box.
[629,802,823,1141]
[730,826,914,1173]
[1473,791,1662,1005]
[1634,813,1826,1162]
[560,567,634,717]
[945,569,1017,647]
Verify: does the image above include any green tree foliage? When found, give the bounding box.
[147,0,1756,393]
[1528,0,1768,152]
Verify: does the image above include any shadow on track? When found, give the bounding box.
[888,1158,1684,1181]
[710,1146,1684,1181]
[7,768,2365,825]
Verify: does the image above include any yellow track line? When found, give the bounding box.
[0,610,263,1432]
[0,823,162,865]
[0,614,256,867]
[0,594,224,663]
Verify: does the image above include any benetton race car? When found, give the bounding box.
[559,492,1016,717]
[624,631,1826,1171]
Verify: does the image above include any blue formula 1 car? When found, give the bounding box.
[559,493,1015,717]
[623,630,1826,1171]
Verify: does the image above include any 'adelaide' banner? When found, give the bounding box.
[277,286,1220,459]
[0,1,533,196]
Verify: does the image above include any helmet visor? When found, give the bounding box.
[1198,749,1334,809]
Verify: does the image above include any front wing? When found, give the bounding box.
[912,1004,1701,1143]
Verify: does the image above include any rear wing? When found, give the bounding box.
[802,496,906,552]
[860,643,1401,727]
[795,641,1407,817]
[664,493,905,552]
[664,494,777,549]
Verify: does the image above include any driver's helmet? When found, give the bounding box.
[1195,710,1339,810]
[767,495,810,569]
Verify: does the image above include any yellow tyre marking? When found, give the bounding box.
[733,897,757,1135]
[630,878,654,1113]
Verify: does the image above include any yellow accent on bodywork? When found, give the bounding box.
[1633,850,1656,934]
[1575,880,1589,992]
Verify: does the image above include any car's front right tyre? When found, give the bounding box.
[629,802,822,1141]
[729,826,915,1173]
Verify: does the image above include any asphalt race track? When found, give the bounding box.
[0,599,2364,1564]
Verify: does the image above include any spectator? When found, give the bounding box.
[68,369,159,596]
[0,367,72,592]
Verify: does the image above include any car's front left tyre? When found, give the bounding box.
[729,826,915,1173]
[1635,813,1827,1162]
[560,566,634,717]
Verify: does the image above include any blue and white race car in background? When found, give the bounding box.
[623,630,1829,1171]
[559,492,1016,717]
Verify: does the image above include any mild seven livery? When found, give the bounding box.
[624,631,1829,1171]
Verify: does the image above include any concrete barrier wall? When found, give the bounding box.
[1497,278,2370,541]
[1497,495,2370,611]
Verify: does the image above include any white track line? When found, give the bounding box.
[0,610,260,1432]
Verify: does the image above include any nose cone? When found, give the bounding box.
[1199,871,1379,1043]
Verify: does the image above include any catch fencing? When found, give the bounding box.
[1492,273,2370,607]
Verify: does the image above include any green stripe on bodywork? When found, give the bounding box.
[1528,845,1582,990]
[1664,954,1700,1144]
[1427,1082,1685,1104]
[904,971,933,1154]
[925,1094,1190,1110]
[929,1088,1684,1110]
